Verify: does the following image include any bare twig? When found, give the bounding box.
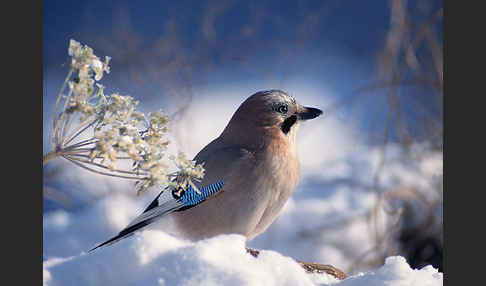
[63,117,99,147]
[245,247,347,280]
[63,156,148,180]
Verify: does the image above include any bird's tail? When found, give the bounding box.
[88,219,153,252]
[88,189,183,253]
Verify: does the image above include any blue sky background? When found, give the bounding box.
[43,0,442,151]
[42,0,444,197]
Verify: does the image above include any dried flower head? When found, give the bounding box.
[46,39,204,195]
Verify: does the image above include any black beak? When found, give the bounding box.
[297,106,323,120]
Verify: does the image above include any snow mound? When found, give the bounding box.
[43,231,442,286]
[337,256,442,286]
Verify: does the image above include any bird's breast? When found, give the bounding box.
[247,138,300,239]
[171,135,300,241]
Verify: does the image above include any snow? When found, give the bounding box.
[43,231,441,286]
[335,256,442,286]
[43,92,443,285]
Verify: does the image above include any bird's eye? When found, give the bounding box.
[277,105,288,114]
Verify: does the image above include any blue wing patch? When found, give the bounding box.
[90,179,225,252]
[178,180,224,207]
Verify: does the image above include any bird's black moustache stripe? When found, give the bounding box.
[281,115,297,134]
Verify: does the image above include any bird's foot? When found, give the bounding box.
[245,246,260,257]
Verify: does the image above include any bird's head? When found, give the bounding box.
[222,90,323,146]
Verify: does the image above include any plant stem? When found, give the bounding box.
[43,151,60,165]
[63,117,98,146]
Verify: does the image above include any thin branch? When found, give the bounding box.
[399,8,443,89]
[63,156,148,180]
[51,112,65,151]
[59,84,73,138]
[63,138,98,150]
[53,76,75,147]
[62,117,99,147]
[61,113,75,144]
[61,148,94,153]
[53,68,74,130]
[63,155,147,176]
[67,153,134,160]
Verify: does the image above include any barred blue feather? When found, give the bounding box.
[89,179,225,252]
[179,180,224,206]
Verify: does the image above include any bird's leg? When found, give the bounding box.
[245,246,260,257]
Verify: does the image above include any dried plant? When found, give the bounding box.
[348,0,443,272]
[43,39,205,195]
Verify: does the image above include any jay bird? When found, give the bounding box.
[90,89,322,251]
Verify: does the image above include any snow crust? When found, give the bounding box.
[43,231,441,286]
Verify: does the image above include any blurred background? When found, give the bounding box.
[43,0,443,275]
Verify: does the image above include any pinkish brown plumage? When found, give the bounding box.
[91,90,322,251]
